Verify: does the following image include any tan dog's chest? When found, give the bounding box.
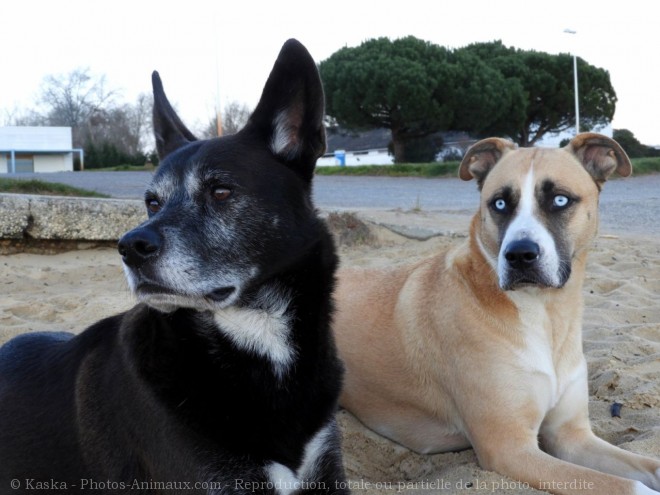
[335,243,586,454]
[506,291,585,412]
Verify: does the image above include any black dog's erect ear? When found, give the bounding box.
[152,71,197,160]
[243,39,326,182]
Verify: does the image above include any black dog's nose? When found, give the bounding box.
[118,228,162,267]
[504,239,540,269]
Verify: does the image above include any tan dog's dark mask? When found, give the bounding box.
[459,133,632,290]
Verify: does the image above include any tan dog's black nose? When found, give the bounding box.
[504,239,540,269]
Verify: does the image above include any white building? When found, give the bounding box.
[317,128,394,166]
[0,127,81,173]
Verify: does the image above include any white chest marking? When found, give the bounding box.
[508,291,558,409]
[213,288,295,378]
[266,423,334,494]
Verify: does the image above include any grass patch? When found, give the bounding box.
[87,164,154,172]
[0,178,109,198]
[316,162,459,178]
[630,157,660,175]
[317,157,660,178]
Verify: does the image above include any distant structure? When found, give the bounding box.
[318,128,393,166]
[317,123,614,167]
[0,127,82,173]
[317,127,475,166]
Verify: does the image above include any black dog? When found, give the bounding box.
[0,39,348,495]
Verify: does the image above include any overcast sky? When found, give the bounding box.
[2,0,658,145]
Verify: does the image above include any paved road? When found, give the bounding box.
[5,171,660,236]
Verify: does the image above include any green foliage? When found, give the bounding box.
[146,151,159,167]
[0,178,108,197]
[631,157,660,173]
[320,37,448,130]
[613,129,659,158]
[320,37,618,153]
[443,49,519,136]
[459,41,616,145]
[388,134,444,163]
[319,37,510,163]
[315,162,459,178]
[84,140,148,169]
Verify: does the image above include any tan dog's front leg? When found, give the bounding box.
[541,374,660,492]
[468,420,658,495]
[545,427,660,492]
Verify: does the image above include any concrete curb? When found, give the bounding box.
[0,194,468,249]
[0,193,146,241]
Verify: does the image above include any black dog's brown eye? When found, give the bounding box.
[213,187,232,201]
[146,199,161,213]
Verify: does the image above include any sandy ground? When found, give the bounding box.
[1,209,659,494]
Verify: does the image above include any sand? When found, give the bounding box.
[1,209,659,494]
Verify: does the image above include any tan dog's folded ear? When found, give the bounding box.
[565,133,632,187]
[459,138,517,188]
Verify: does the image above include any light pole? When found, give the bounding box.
[214,12,224,137]
[564,29,579,135]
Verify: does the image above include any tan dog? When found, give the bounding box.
[333,133,660,495]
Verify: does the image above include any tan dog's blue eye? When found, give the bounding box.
[553,195,569,208]
[494,199,507,211]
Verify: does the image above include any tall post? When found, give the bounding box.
[573,53,579,134]
[564,29,580,135]
[214,12,223,137]
[216,109,224,137]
